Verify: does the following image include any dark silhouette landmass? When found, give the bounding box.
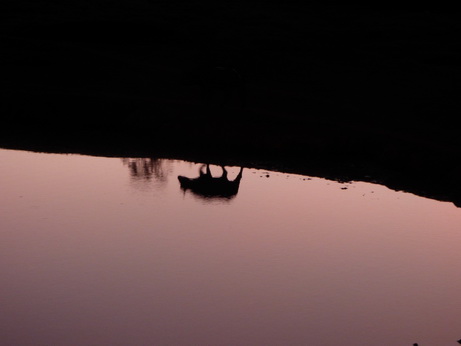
[2,2,461,206]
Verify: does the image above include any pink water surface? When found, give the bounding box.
[1,149,461,345]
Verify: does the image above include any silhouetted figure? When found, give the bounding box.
[178,164,243,199]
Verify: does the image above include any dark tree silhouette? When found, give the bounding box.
[122,158,167,181]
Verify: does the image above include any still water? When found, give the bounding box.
[1,148,461,346]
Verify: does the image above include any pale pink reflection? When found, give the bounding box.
[1,148,461,346]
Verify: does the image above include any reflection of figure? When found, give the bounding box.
[178,164,244,199]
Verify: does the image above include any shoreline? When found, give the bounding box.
[2,92,461,208]
[2,3,461,206]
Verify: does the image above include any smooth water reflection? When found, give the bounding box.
[1,149,461,345]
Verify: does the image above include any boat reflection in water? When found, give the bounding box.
[178,164,244,200]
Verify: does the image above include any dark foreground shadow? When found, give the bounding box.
[178,164,243,200]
